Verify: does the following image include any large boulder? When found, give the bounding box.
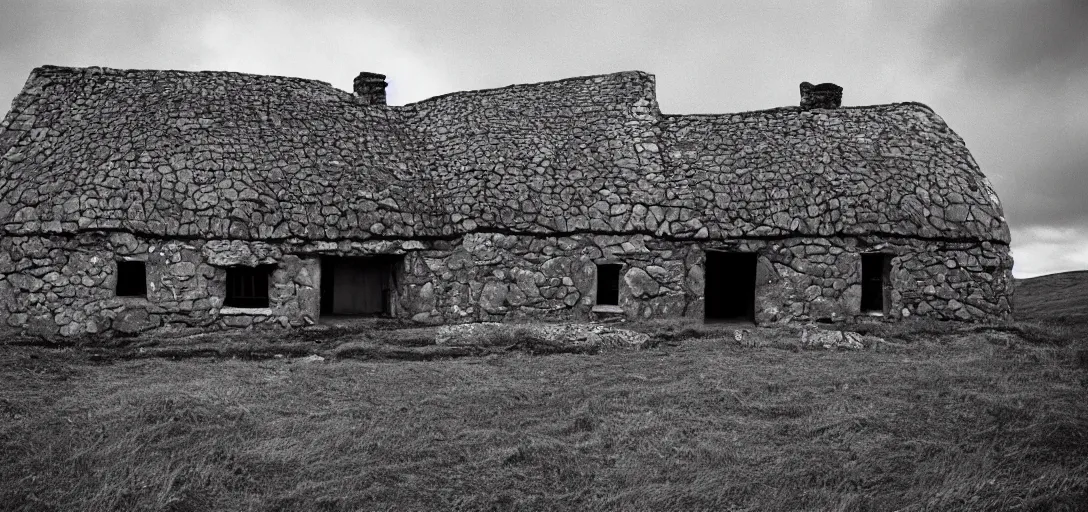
[114,307,159,334]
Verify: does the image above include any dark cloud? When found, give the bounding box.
[994,118,1088,228]
[926,0,1088,83]
[0,0,208,110]
[911,0,1088,235]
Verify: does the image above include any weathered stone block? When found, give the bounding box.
[479,281,509,313]
[624,267,659,298]
[114,307,157,334]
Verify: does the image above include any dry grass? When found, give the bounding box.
[2,273,1086,510]
[1016,270,1088,325]
[2,321,1086,511]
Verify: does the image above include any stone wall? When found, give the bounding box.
[406,233,1011,325]
[0,233,324,335]
[401,233,696,324]
[0,230,1012,337]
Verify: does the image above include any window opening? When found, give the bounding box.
[225,265,274,308]
[115,260,147,297]
[596,263,622,306]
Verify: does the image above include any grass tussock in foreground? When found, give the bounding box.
[2,319,1087,511]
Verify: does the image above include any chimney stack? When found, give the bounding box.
[799,82,843,109]
[353,72,387,106]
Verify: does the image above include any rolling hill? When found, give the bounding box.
[1015,270,1088,324]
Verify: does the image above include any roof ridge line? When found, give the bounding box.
[26,65,339,89]
[661,101,936,119]
[403,70,654,107]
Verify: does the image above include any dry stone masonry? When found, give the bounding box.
[0,65,1013,336]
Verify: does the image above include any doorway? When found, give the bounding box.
[861,253,891,315]
[704,251,757,322]
[320,256,400,316]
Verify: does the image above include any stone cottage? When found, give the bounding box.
[0,65,1012,336]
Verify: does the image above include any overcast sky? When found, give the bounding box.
[1,0,1085,278]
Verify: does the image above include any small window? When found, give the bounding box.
[225,265,274,308]
[115,260,147,297]
[596,263,622,306]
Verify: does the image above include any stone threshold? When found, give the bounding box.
[591,305,624,314]
[219,307,272,316]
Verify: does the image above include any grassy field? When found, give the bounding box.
[1016,270,1088,326]
[2,277,1087,510]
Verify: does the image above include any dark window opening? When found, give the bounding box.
[596,263,622,306]
[225,265,274,308]
[115,260,147,297]
[861,253,891,314]
[704,252,757,322]
[320,256,400,316]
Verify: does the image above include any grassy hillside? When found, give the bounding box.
[1016,270,1088,324]
[0,281,1086,510]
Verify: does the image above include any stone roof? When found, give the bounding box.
[409,71,667,235]
[0,66,443,240]
[660,105,1009,242]
[0,65,1009,244]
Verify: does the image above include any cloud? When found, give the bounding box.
[913,0,1088,261]
[1011,226,1088,278]
[190,4,454,104]
[0,0,454,106]
[948,69,1088,228]
[925,0,1088,85]
[0,1,207,104]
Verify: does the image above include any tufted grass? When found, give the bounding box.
[1,317,1086,511]
[1,271,1085,510]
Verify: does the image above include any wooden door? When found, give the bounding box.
[332,260,387,314]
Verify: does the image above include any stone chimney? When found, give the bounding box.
[353,72,387,106]
[799,82,843,109]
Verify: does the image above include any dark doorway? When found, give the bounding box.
[704,251,757,322]
[861,253,891,314]
[596,263,621,306]
[320,256,400,316]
